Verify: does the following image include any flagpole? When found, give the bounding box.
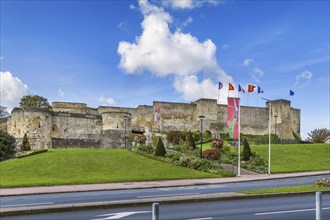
[257,93,259,107]
[238,98,241,177]
[218,87,220,104]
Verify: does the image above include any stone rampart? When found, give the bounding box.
[4,98,300,150]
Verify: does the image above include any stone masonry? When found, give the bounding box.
[0,98,300,150]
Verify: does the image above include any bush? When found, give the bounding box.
[242,138,253,161]
[166,131,184,144]
[186,131,196,149]
[132,145,154,154]
[22,133,31,151]
[134,134,147,145]
[211,138,224,149]
[0,130,16,161]
[155,137,166,156]
[314,178,330,187]
[202,149,221,160]
[307,128,330,143]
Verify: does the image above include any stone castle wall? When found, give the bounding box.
[1,98,300,150]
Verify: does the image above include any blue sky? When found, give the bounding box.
[1,0,329,138]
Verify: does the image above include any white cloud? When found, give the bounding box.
[58,88,65,98]
[182,16,193,27]
[294,70,313,88]
[243,58,253,66]
[253,67,264,77]
[0,71,30,112]
[130,4,136,10]
[162,0,220,9]
[117,0,232,102]
[98,96,116,106]
[222,44,229,49]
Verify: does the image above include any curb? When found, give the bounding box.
[1,191,329,217]
[1,171,329,197]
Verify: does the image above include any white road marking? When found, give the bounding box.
[138,192,200,198]
[255,207,330,215]
[91,211,151,220]
[159,185,226,191]
[187,217,213,220]
[1,202,55,208]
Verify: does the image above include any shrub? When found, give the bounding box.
[211,138,224,149]
[307,128,330,143]
[193,130,200,142]
[314,178,330,187]
[0,130,16,161]
[202,149,221,160]
[242,138,253,161]
[166,131,184,144]
[22,133,31,151]
[186,131,196,149]
[134,134,147,145]
[133,145,154,154]
[155,137,166,156]
[173,145,183,152]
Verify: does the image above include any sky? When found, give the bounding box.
[0,0,329,139]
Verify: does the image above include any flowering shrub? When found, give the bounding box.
[315,178,330,187]
[202,149,221,160]
[135,134,147,145]
[211,139,224,149]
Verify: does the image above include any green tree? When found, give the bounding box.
[242,138,253,161]
[0,106,10,118]
[0,130,16,161]
[186,131,196,149]
[19,95,50,108]
[22,133,31,151]
[307,128,330,143]
[154,137,166,156]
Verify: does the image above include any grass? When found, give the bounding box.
[250,143,330,173]
[0,148,220,188]
[239,185,330,194]
[203,143,329,173]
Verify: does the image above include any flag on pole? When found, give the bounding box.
[229,83,235,91]
[219,82,223,90]
[238,84,245,93]
[290,90,294,96]
[227,97,240,139]
[258,86,264,93]
[248,85,256,92]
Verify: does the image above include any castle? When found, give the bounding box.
[0,98,300,150]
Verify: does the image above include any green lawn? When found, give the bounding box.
[239,185,330,194]
[0,149,219,188]
[251,143,330,173]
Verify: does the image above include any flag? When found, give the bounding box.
[154,108,158,122]
[258,86,264,93]
[238,84,245,93]
[248,85,256,92]
[227,97,240,139]
[229,83,235,91]
[290,90,294,96]
[219,82,223,90]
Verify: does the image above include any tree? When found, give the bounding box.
[186,131,196,149]
[19,95,50,108]
[0,130,16,161]
[154,137,166,156]
[22,133,31,151]
[307,128,330,143]
[242,138,253,161]
[0,106,10,118]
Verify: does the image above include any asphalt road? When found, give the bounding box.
[1,174,328,209]
[2,194,330,220]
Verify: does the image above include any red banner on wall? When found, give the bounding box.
[227,97,240,139]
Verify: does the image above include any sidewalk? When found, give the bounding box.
[1,170,329,196]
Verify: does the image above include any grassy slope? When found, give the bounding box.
[251,143,330,173]
[0,149,218,188]
[240,185,330,194]
[203,142,329,173]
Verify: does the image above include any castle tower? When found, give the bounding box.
[101,112,132,148]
